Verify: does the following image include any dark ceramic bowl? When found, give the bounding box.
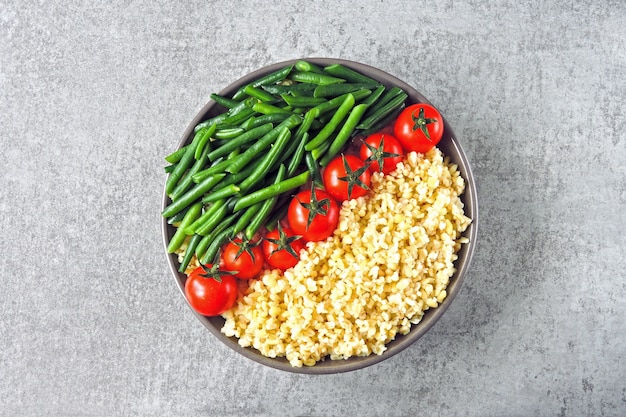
[162,58,478,374]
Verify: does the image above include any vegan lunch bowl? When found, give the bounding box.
[162,58,478,374]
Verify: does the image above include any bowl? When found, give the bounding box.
[162,58,478,374]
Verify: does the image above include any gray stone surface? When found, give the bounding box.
[1,1,624,416]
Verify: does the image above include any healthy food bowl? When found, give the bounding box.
[162,58,478,374]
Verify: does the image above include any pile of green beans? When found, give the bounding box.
[163,60,408,272]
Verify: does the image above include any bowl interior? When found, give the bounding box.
[162,58,478,374]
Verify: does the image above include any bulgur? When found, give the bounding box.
[221,148,472,367]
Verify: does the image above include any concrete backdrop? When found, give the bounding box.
[1,1,624,416]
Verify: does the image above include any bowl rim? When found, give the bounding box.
[162,57,478,374]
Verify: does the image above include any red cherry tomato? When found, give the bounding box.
[322,154,371,202]
[221,238,264,280]
[359,132,404,174]
[288,188,340,242]
[184,265,238,316]
[394,103,444,153]
[262,225,305,270]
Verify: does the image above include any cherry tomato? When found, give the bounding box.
[221,238,264,280]
[393,103,444,153]
[322,154,371,202]
[263,224,305,270]
[359,132,404,174]
[184,264,239,316]
[288,187,340,242]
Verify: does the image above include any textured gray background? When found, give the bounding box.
[1,1,625,416]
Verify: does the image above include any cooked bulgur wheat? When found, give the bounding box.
[208,148,471,367]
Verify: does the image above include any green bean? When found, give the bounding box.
[311,139,331,161]
[241,113,290,130]
[310,89,371,117]
[200,224,236,265]
[290,71,345,85]
[226,114,302,175]
[165,145,189,164]
[219,98,257,125]
[356,92,408,130]
[305,93,355,151]
[263,197,290,231]
[323,63,380,85]
[287,132,309,177]
[363,86,404,118]
[192,152,247,181]
[195,234,211,260]
[262,83,317,96]
[170,140,211,201]
[195,200,230,236]
[316,109,334,125]
[192,161,223,183]
[306,152,323,187]
[357,105,405,138]
[239,116,256,130]
[194,124,216,160]
[165,130,202,195]
[167,202,202,253]
[207,123,274,162]
[233,171,309,212]
[217,95,254,120]
[251,101,291,115]
[232,65,294,100]
[194,234,211,260]
[211,155,226,165]
[309,118,323,131]
[213,127,245,140]
[270,136,299,177]
[211,93,239,109]
[244,85,276,102]
[289,90,314,98]
[225,108,256,126]
[178,233,203,272]
[320,103,369,166]
[280,94,326,108]
[295,60,325,74]
[167,208,188,225]
[185,199,226,235]
[313,82,379,98]
[226,197,238,212]
[201,184,240,204]
[162,174,225,218]
[227,149,240,159]
[359,85,386,107]
[212,163,256,189]
[239,126,291,191]
[192,160,228,182]
[164,164,176,174]
[245,164,286,239]
[277,120,308,172]
[293,109,316,141]
[290,107,306,114]
[233,202,262,234]
[194,113,229,132]
[213,124,241,131]
[195,213,235,260]
[346,88,373,102]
